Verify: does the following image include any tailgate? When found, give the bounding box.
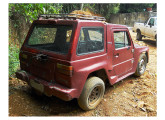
[20,51,56,82]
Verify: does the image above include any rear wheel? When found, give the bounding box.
[135,54,147,76]
[78,77,105,111]
[136,30,142,41]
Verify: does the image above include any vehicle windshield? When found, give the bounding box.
[155,18,157,26]
[27,24,73,54]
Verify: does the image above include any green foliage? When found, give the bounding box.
[61,3,120,19]
[9,3,121,24]
[9,3,63,77]
[61,3,81,13]
[9,44,20,77]
[9,3,63,23]
[92,4,120,19]
[119,3,156,13]
[85,4,120,19]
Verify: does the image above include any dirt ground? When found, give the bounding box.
[9,31,157,116]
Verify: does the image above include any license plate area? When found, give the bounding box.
[30,79,44,93]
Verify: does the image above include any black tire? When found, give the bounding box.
[134,54,147,76]
[78,77,105,111]
[155,34,157,41]
[136,30,142,41]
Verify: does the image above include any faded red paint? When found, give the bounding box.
[16,19,149,101]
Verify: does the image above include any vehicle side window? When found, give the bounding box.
[113,31,130,49]
[77,27,104,55]
[66,30,72,42]
[148,18,154,26]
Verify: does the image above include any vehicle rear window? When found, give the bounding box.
[27,24,73,54]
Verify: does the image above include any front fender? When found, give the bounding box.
[133,44,149,72]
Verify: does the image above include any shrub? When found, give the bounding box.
[9,44,20,77]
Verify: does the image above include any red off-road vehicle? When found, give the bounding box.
[16,14,149,110]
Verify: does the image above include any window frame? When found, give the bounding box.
[148,18,155,26]
[76,26,105,56]
[25,24,73,55]
[113,31,131,50]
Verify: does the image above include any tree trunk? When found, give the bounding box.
[80,3,84,10]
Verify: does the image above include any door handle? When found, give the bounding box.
[114,53,119,58]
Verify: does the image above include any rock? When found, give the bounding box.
[122,91,134,99]
[146,106,155,112]
[140,75,145,79]
[146,74,151,79]
[143,82,151,87]
[137,101,144,108]
[41,105,49,111]
[128,101,137,108]
[128,80,134,84]
[140,107,147,112]
[134,98,139,102]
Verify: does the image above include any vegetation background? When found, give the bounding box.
[8,3,156,77]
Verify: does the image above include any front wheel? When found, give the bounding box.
[134,54,147,76]
[78,77,105,111]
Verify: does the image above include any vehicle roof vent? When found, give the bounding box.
[38,14,106,22]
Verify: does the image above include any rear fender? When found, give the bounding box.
[74,61,109,98]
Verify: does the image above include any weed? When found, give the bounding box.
[9,44,20,77]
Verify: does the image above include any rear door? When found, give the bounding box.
[112,29,134,76]
[22,24,73,82]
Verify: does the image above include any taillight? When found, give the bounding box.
[57,63,73,76]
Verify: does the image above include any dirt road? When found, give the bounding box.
[9,31,157,116]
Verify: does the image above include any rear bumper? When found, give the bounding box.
[16,70,77,101]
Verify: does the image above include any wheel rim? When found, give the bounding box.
[88,85,102,106]
[139,58,146,73]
